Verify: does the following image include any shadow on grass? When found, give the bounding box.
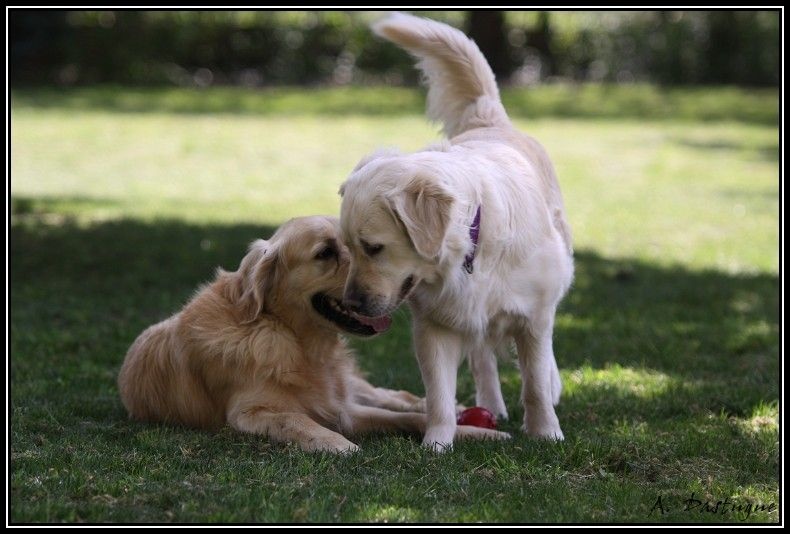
[11,195,125,216]
[11,213,778,409]
[672,137,779,163]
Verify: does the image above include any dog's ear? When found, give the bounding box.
[236,239,278,323]
[386,176,453,260]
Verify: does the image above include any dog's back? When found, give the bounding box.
[118,314,226,429]
[373,12,572,254]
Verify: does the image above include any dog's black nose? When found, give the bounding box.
[342,287,367,312]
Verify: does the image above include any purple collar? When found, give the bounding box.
[462,206,481,274]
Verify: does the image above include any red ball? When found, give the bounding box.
[456,406,497,429]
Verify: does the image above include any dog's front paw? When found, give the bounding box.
[523,407,564,441]
[487,429,512,441]
[526,428,564,441]
[522,421,564,441]
[423,425,455,452]
[310,435,360,454]
[455,425,511,441]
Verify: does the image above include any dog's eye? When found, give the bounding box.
[315,246,337,261]
[362,241,384,257]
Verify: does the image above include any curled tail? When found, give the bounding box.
[373,12,510,138]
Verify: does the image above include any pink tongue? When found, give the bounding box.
[354,313,392,333]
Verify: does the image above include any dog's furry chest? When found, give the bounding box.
[408,275,520,337]
[409,238,572,342]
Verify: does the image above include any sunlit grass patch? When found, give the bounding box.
[357,504,419,523]
[731,401,779,437]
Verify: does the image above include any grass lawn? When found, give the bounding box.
[10,85,780,523]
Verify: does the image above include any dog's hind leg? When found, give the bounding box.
[346,405,426,435]
[514,313,564,441]
[348,374,425,412]
[468,343,508,420]
[551,355,562,406]
[348,369,465,414]
[228,406,359,454]
[346,405,510,442]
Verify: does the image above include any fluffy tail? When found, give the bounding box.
[372,12,510,138]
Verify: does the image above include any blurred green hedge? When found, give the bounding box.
[10,10,780,87]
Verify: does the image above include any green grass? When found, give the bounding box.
[10,85,779,523]
[12,84,779,124]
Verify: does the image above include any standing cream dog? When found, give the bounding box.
[338,13,573,450]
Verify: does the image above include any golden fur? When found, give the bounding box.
[118,216,507,453]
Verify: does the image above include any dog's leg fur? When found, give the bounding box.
[347,405,510,442]
[350,373,467,415]
[551,355,562,406]
[413,319,466,451]
[468,344,508,420]
[228,405,360,454]
[514,314,564,440]
[348,374,425,412]
[454,424,510,441]
[346,405,426,435]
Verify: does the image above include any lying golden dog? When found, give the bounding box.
[118,216,507,452]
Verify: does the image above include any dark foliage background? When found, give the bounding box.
[10,10,780,88]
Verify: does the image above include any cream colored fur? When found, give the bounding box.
[339,13,574,451]
[118,216,509,453]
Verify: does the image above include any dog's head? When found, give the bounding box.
[338,150,455,320]
[232,216,391,336]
